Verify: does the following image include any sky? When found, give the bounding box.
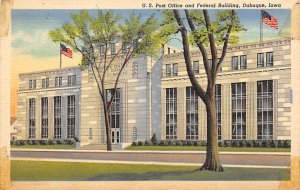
[10,9,291,117]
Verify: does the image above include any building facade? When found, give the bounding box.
[161,38,291,141]
[16,38,291,148]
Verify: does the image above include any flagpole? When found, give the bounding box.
[260,10,263,42]
[60,43,62,69]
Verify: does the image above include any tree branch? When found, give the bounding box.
[173,10,207,101]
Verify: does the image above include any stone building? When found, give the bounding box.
[160,38,291,141]
[16,38,291,149]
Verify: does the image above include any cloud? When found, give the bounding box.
[12,29,58,57]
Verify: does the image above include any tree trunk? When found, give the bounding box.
[102,99,112,151]
[200,96,224,172]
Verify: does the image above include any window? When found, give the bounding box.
[55,77,62,87]
[186,87,198,140]
[133,127,137,141]
[42,78,49,88]
[168,47,171,54]
[106,89,120,129]
[29,80,36,89]
[231,56,238,70]
[54,96,62,139]
[122,43,128,53]
[89,128,93,140]
[215,84,222,140]
[110,43,116,55]
[257,53,264,67]
[193,61,199,74]
[240,55,247,69]
[100,45,104,55]
[266,52,273,67]
[67,95,76,138]
[41,97,48,139]
[173,63,178,76]
[166,88,177,140]
[257,80,273,139]
[231,83,246,139]
[68,75,76,86]
[29,98,36,139]
[166,64,171,77]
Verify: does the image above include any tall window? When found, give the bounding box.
[166,88,177,139]
[29,80,36,89]
[215,84,222,140]
[186,87,198,140]
[29,98,36,139]
[193,61,199,74]
[67,95,76,138]
[257,80,273,139]
[231,83,246,139]
[173,63,178,76]
[231,56,238,70]
[42,78,49,88]
[122,43,128,53]
[240,55,247,69]
[68,75,76,86]
[100,45,104,55]
[110,43,116,55]
[89,128,93,140]
[266,52,274,67]
[55,77,62,87]
[106,89,121,129]
[166,64,171,77]
[41,97,48,138]
[133,127,137,141]
[54,96,62,139]
[257,53,264,67]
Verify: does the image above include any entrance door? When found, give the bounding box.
[111,128,120,144]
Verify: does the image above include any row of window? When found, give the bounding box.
[29,75,76,89]
[165,80,274,140]
[28,95,76,139]
[165,52,274,76]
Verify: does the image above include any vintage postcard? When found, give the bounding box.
[1,0,300,189]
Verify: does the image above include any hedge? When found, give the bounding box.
[131,140,291,148]
[11,139,77,146]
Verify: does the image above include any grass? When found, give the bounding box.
[11,145,76,149]
[125,146,291,152]
[11,160,290,181]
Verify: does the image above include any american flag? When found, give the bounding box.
[261,10,278,30]
[60,43,73,58]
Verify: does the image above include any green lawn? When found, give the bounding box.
[11,160,289,181]
[125,146,291,152]
[11,145,76,149]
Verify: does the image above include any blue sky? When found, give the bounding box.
[12,9,291,58]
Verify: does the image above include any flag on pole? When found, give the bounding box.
[261,10,278,30]
[60,43,73,58]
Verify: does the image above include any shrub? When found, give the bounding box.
[167,140,175,146]
[199,140,206,146]
[232,140,240,147]
[175,140,183,146]
[56,139,65,145]
[186,141,193,146]
[253,140,262,147]
[182,140,188,146]
[270,140,278,148]
[28,140,34,145]
[246,140,254,147]
[32,140,40,145]
[151,134,158,145]
[218,141,224,147]
[158,140,167,146]
[144,140,151,146]
[193,141,201,146]
[66,139,76,145]
[262,140,271,148]
[284,140,291,148]
[137,141,144,146]
[278,140,285,148]
[239,140,247,148]
[224,140,232,147]
[131,141,137,146]
[40,140,49,145]
[10,140,16,146]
